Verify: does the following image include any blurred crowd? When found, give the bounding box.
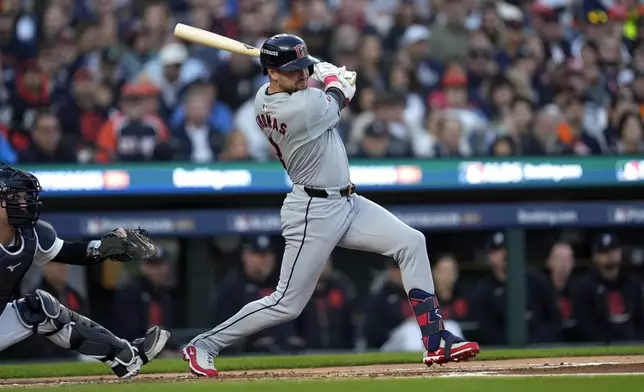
[0,0,643,165]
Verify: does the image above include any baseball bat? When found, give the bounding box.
[173,23,356,85]
[173,23,261,57]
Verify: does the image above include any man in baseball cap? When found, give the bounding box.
[572,233,644,342]
[472,231,561,345]
[591,233,622,281]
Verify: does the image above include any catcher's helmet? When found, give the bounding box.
[0,164,42,229]
[260,34,318,76]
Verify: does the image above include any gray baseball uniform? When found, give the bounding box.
[191,84,435,354]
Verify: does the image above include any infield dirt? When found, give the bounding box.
[1,355,643,387]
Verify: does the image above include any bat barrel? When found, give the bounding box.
[173,23,261,58]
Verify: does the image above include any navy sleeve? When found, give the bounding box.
[326,87,347,110]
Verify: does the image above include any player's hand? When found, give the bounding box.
[313,62,341,84]
[337,73,356,102]
[337,66,356,86]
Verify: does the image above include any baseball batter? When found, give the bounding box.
[0,165,169,379]
[184,34,479,377]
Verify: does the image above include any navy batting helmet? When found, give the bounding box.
[260,34,318,76]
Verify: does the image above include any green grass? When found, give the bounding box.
[7,375,644,392]
[1,346,643,379]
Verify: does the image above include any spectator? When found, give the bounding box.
[11,59,51,133]
[140,1,172,54]
[612,111,644,155]
[218,130,252,161]
[108,247,175,343]
[140,42,209,120]
[212,53,264,112]
[95,82,169,162]
[432,254,470,325]
[56,68,108,146]
[466,31,498,107]
[297,0,334,61]
[546,242,578,342]
[0,4,38,62]
[473,232,561,345]
[349,91,412,157]
[171,87,226,162]
[355,32,386,91]
[433,117,469,157]
[383,2,420,54]
[40,4,69,47]
[363,259,414,349]
[523,105,571,155]
[603,93,636,149]
[17,109,78,163]
[354,121,410,159]
[558,94,603,155]
[427,0,469,62]
[210,236,303,354]
[485,75,517,126]
[490,135,517,156]
[297,258,356,350]
[169,80,233,135]
[430,70,488,153]
[572,233,644,343]
[96,46,129,101]
[397,25,435,94]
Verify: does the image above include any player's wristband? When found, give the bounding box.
[323,75,343,91]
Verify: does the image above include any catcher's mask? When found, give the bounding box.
[0,165,43,230]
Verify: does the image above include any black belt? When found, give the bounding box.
[304,184,355,198]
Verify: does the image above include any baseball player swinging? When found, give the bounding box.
[183,34,479,377]
[0,164,169,379]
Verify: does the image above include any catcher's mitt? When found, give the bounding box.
[98,228,157,262]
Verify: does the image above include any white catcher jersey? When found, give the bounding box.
[254,84,350,188]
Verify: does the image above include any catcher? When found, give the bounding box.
[0,164,168,379]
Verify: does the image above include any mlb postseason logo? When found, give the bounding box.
[615,160,644,182]
[612,206,644,224]
[457,161,523,185]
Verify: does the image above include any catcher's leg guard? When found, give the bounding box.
[13,289,142,379]
[409,289,479,365]
[131,326,171,365]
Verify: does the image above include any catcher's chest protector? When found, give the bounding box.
[0,221,57,315]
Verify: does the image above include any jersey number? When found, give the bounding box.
[268,135,287,169]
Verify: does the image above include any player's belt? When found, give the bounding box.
[303,183,355,198]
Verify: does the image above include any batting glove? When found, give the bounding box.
[313,62,344,91]
[337,73,356,102]
[338,66,357,86]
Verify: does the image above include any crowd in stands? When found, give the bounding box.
[0,0,643,165]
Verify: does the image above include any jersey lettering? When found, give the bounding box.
[255,114,287,135]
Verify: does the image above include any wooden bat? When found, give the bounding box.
[174,23,261,57]
[173,23,356,85]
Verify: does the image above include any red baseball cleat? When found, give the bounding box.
[423,335,480,366]
[182,345,219,377]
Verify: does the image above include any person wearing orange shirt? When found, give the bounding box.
[95,82,169,163]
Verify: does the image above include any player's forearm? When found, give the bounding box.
[326,87,347,110]
[51,240,102,265]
